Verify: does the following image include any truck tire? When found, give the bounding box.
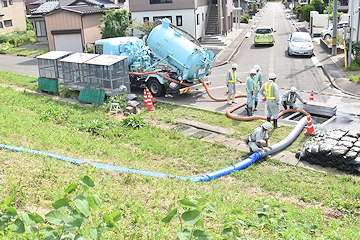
[147,78,165,97]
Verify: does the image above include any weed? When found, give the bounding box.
[349,74,360,83]
[121,114,147,129]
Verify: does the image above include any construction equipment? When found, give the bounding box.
[93,18,215,97]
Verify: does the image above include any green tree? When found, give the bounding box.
[99,9,133,39]
[301,5,315,22]
[323,0,342,21]
[310,0,325,13]
[134,20,156,39]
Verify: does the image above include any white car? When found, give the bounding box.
[287,32,314,57]
[320,21,348,39]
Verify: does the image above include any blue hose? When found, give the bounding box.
[0,117,307,182]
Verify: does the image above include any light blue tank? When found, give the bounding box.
[147,18,214,82]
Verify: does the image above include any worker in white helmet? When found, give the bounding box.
[259,73,281,128]
[253,64,263,111]
[226,63,242,104]
[245,69,257,116]
[281,87,307,110]
[247,121,273,153]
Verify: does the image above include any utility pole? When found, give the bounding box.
[331,0,338,55]
[348,0,354,66]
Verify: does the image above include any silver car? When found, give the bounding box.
[287,32,314,57]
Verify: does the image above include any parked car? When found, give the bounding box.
[254,26,275,46]
[320,21,348,40]
[287,32,314,57]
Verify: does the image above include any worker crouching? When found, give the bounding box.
[247,121,273,153]
[281,87,307,110]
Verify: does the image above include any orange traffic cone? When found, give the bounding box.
[309,90,314,101]
[143,89,148,107]
[146,87,155,102]
[146,92,155,111]
[305,113,316,136]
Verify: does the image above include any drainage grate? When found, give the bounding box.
[281,112,332,125]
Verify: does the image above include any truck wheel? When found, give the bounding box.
[324,34,331,40]
[147,78,165,97]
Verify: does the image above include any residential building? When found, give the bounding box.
[0,0,27,34]
[129,0,233,40]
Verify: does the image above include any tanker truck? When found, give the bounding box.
[93,18,215,97]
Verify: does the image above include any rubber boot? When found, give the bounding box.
[246,105,250,116]
[248,107,253,116]
[282,101,287,110]
[267,117,271,122]
[274,119,280,128]
[227,96,231,105]
[231,95,236,103]
[254,101,258,111]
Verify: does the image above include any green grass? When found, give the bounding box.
[0,72,360,239]
[349,74,360,83]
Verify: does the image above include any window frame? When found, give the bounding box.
[150,0,172,3]
[8,0,12,5]
[0,21,3,28]
[2,0,8,7]
[176,16,182,26]
[4,20,12,27]
[35,20,46,37]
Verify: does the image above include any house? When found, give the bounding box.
[129,0,233,40]
[0,0,27,34]
[29,0,120,50]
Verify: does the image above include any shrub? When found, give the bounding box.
[0,34,9,44]
[17,35,36,46]
[240,14,250,23]
[301,5,315,22]
[345,61,360,71]
[295,5,302,18]
[8,38,18,47]
[349,74,360,83]
[86,45,94,53]
[310,0,325,14]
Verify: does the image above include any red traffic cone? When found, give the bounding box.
[305,113,316,136]
[146,87,155,102]
[309,90,314,101]
[143,89,148,107]
[146,92,155,111]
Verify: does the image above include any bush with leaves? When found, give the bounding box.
[121,114,146,129]
[301,5,315,22]
[0,174,123,240]
[310,0,325,14]
[99,9,133,39]
[134,20,156,39]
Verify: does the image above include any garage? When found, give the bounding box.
[52,30,83,53]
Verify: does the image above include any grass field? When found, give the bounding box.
[0,71,359,239]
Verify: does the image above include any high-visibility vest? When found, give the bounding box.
[254,73,260,88]
[228,70,236,83]
[246,76,252,93]
[264,82,275,100]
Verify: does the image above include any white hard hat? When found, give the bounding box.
[232,63,238,69]
[269,73,276,79]
[249,69,257,75]
[254,65,261,71]
[262,121,272,130]
[290,87,297,92]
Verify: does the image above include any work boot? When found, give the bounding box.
[282,101,287,110]
[248,108,253,116]
[231,96,236,103]
[227,96,231,105]
[267,117,271,122]
[254,101,258,111]
[274,119,280,128]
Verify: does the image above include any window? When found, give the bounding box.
[94,44,103,54]
[0,21,3,28]
[196,14,199,25]
[9,0,12,5]
[35,20,46,37]
[202,13,204,21]
[2,0,7,7]
[153,16,172,23]
[176,16,182,26]
[4,20,12,27]
[143,17,149,23]
[150,0,172,3]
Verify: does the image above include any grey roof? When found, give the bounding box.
[69,0,118,8]
[30,0,46,5]
[36,50,72,60]
[84,54,127,66]
[30,0,59,14]
[60,5,107,14]
[60,52,99,64]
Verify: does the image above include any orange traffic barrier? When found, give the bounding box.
[310,90,314,101]
[143,89,148,107]
[305,113,316,136]
[146,87,155,102]
[147,92,155,111]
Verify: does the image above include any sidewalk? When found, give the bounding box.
[213,6,360,98]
